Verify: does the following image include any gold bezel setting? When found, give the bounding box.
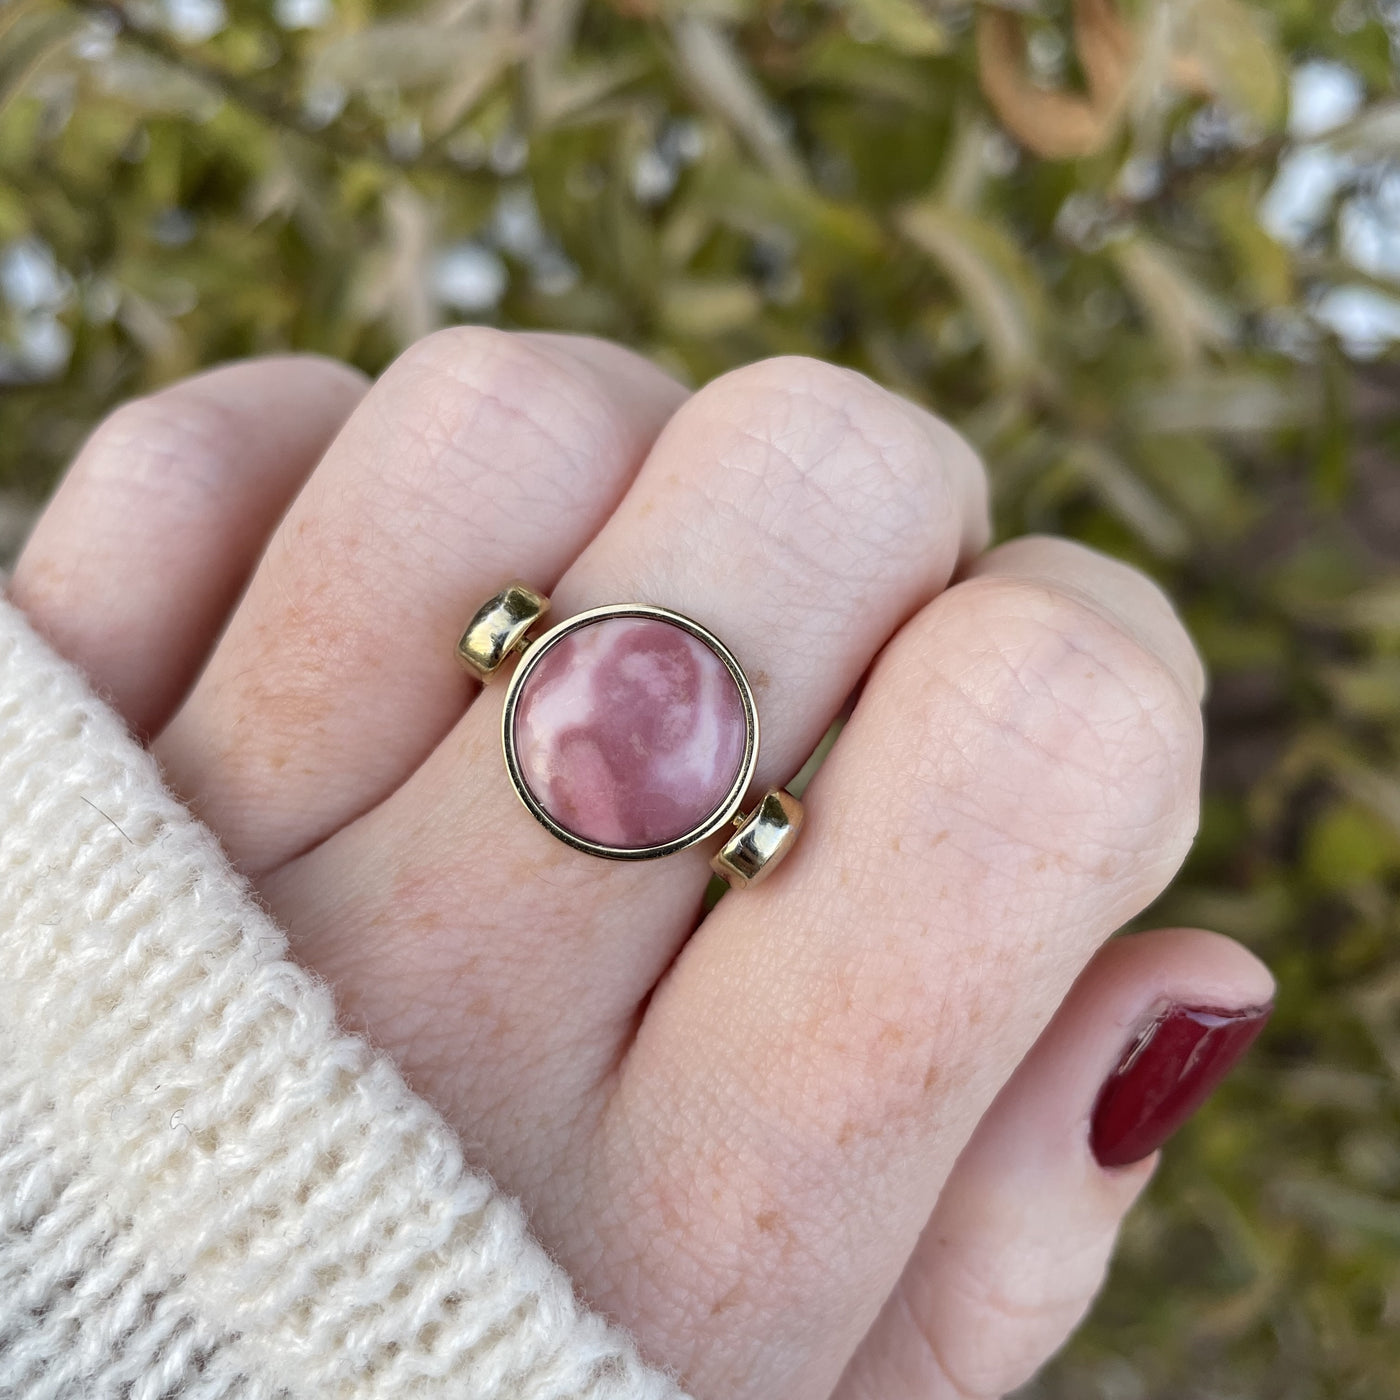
[499,603,760,862]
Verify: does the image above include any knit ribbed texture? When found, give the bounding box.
[0,596,687,1400]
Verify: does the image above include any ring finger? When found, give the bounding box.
[261,354,990,1201]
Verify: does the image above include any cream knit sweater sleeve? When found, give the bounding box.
[0,593,688,1400]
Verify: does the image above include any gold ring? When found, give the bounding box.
[457,582,804,888]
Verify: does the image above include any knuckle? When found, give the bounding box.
[385,327,630,496]
[391,323,527,387]
[687,356,971,579]
[714,353,879,408]
[911,574,1203,880]
[984,535,1207,699]
[79,392,239,510]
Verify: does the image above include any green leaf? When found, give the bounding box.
[1315,341,1352,506]
[1273,1179,1400,1245]
[897,201,1043,382]
[1332,579,1400,635]
[797,33,943,107]
[1304,802,1400,888]
[658,276,761,336]
[694,161,885,260]
[1321,659,1400,723]
[1130,371,1315,435]
[1201,175,1294,309]
[1068,438,1191,559]
[95,50,223,120]
[310,21,501,92]
[670,14,805,185]
[1110,234,1235,367]
[0,8,76,119]
[838,0,949,56]
[1181,0,1287,130]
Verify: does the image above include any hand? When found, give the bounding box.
[10,334,1273,1399]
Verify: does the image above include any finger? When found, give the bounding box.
[263,357,990,1188]
[834,928,1273,1400]
[6,357,366,735]
[597,537,1206,1399]
[153,329,686,873]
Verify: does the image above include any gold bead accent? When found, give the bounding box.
[456,582,550,682]
[710,788,804,889]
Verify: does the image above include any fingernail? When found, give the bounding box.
[1090,1003,1272,1169]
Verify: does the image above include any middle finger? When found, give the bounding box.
[264,355,989,1200]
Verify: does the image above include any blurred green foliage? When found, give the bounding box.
[3,0,1400,1394]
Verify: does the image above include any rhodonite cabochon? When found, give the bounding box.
[510,613,750,851]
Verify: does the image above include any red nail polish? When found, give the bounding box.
[1090,1003,1272,1169]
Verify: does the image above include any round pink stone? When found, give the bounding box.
[512,615,749,850]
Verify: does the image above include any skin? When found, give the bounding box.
[8,332,1275,1400]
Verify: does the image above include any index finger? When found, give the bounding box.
[8,357,367,735]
